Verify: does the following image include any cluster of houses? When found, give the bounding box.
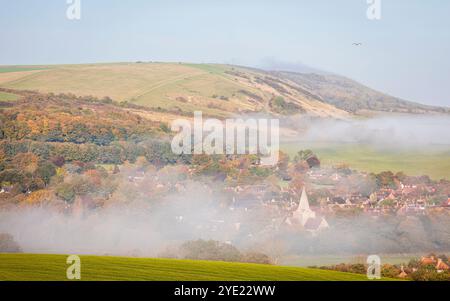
[19,161,444,238]
[120,163,450,236]
[211,165,450,236]
[397,255,450,279]
[304,167,450,216]
[420,255,450,273]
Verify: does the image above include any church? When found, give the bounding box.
[286,187,329,233]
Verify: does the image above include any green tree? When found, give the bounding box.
[180,240,242,262]
[35,161,56,185]
[55,182,76,203]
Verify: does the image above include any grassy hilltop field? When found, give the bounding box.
[0,62,449,179]
[0,62,351,118]
[0,254,383,281]
[1,62,446,116]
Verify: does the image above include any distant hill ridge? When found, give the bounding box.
[0,62,447,117]
[270,70,449,114]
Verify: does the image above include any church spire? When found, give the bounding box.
[298,187,310,211]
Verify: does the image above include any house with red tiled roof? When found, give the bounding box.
[436,259,450,273]
[419,255,450,272]
[420,255,437,266]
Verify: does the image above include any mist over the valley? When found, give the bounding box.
[1,169,449,260]
[0,181,238,256]
[281,114,450,150]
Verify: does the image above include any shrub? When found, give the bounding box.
[159,123,171,133]
[410,269,450,281]
[55,182,76,203]
[381,264,401,278]
[35,161,56,185]
[50,155,65,167]
[270,96,303,114]
[180,239,241,262]
[241,252,272,265]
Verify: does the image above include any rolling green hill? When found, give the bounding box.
[0,62,446,117]
[0,62,349,118]
[0,254,378,281]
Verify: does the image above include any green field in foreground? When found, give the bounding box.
[0,254,381,281]
[282,142,450,180]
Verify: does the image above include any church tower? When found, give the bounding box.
[292,187,317,226]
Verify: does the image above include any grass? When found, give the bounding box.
[0,91,18,102]
[0,254,382,281]
[0,63,262,117]
[0,62,350,118]
[282,141,450,180]
[0,66,50,73]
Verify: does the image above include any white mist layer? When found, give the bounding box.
[0,183,244,256]
[283,115,450,149]
[0,208,162,255]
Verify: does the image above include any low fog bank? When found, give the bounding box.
[1,196,449,259]
[0,183,244,256]
[282,115,450,150]
[0,207,167,256]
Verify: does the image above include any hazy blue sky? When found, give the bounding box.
[1,0,449,106]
